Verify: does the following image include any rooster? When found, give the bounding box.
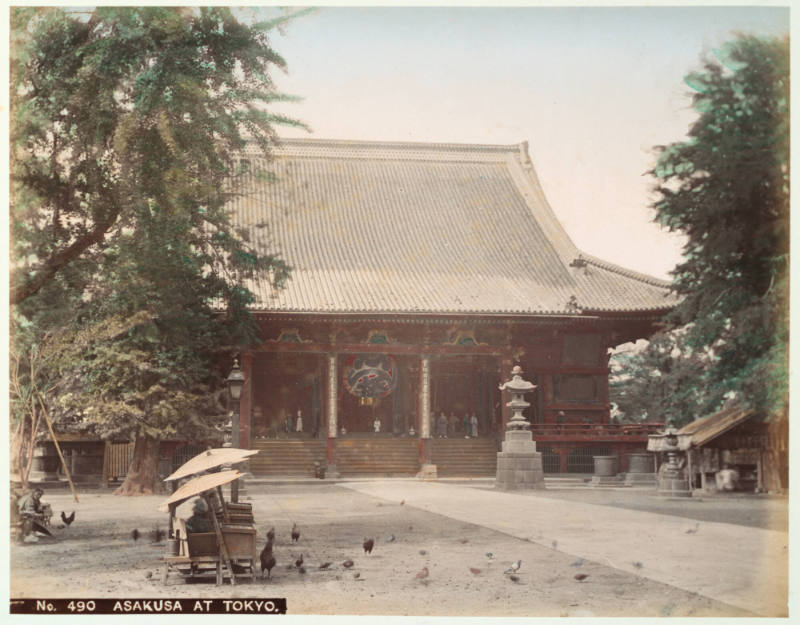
[260,539,276,579]
[294,553,304,568]
[291,523,300,543]
[131,528,140,541]
[61,511,75,526]
[266,527,275,542]
[362,538,374,555]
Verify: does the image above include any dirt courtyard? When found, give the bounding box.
[9,480,784,617]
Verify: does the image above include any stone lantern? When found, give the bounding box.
[494,365,545,490]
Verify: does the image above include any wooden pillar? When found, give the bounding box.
[559,448,569,474]
[500,352,513,431]
[326,353,338,470]
[239,352,253,450]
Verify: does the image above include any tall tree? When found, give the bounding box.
[10,7,305,494]
[648,34,789,421]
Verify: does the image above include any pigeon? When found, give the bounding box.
[509,574,520,583]
[363,538,374,554]
[131,529,140,541]
[298,566,306,575]
[633,561,644,570]
[266,527,275,542]
[294,553,304,568]
[574,573,589,582]
[486,552,494,559]
[145,571,153,579]
[291,523,300,542]
[570,558,584,567]
[415,566,429,580]
[343,560,354,569]
[504,560,522,575]
[353,572,360,579]
[318,562,332,570]
[686,523,700,534]
[469,567,482,575]
[419,550,427,556]
[387,534,396,543]
[61,511,75,526]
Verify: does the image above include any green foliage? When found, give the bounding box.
[10,7,304,445]
[648,35,789,420]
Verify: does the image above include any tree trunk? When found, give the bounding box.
[114,434,164,496]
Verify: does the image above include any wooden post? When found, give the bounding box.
[203,493,236,586]
[37,394,79,503]
[687,449,693,491]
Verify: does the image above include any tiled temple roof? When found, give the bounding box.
[227,138,677,316]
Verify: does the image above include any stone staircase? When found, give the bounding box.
[249,440,326,477]
[431,438,498,477]
[336,438,420,477]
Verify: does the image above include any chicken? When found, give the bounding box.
[291,523,300,543]
[151,526,165,543]
[294,553,304,568]
[131,528,140,541]
[363,538,374,555]
[415,566,429,581]
[342,560,354,569]
[298,566,306,575]
[574,573,589,582]
[260,539,276,579]
[61,511,75,526]
[266,527,275,542]
[469,567,481,575]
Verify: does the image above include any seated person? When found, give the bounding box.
[17,488,46,539]
[185,498,214,533]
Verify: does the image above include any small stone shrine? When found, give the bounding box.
[495,365,545,490]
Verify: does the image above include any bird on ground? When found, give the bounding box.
[400,500,405,506]
[363,538,374,554]
[486,552,494,560]
[266,527,275,542]
[415,567,429,581]
[61,511,75,526]
[298,566,306,575]
[504,560,522,575]
[294,553,304,568]
[131,528,140,541]
[574,573,589,582]
[419,550,427,556]
[570,558,584,568]
[291,523,300,542]
[353,572,360,579]
[552,540,558,549]
[686,523,700,534]
[151,526,165,543]
[509,574,520,583]
[633,561,643,570]
[342,560,354,569]
[260,539,276,579]
[387,534,396,543]
[318,562,332,570]
[469,567,482,575]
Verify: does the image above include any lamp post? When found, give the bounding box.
[226,357,245,502]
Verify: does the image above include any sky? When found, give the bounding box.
[247,4,791,281]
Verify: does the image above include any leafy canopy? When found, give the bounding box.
[645,34,789,422]
[10,7,306,444]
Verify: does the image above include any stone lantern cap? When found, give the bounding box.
[498,365,536,393]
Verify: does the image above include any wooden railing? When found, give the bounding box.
[529,423,664,438]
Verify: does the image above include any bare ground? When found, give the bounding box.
[10,483,756,617]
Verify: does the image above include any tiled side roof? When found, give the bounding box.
[228,138,678,315]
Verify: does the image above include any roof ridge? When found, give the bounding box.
[578,252,674,289]
[259,137,525,154]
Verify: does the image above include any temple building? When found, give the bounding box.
[226,138,676,477]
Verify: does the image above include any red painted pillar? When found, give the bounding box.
[239,352,254,450]
[500,352,513,432]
